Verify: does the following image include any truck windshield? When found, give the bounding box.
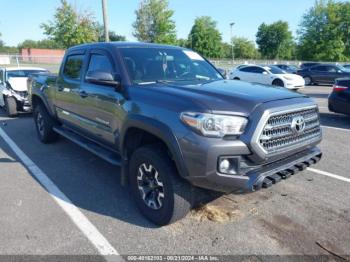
[119,48,223,84]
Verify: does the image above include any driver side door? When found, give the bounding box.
[78,49,125,148]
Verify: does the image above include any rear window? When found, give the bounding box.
[63,55,84,80]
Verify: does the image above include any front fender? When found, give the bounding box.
[120,114,189,179]
[30,82,55,117]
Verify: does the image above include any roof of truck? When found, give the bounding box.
[68,41,186,52]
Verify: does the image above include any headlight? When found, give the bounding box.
[181,112,248,137]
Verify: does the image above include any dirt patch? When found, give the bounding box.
[191,204,244,223]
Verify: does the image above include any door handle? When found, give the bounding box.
[79,90,88,98]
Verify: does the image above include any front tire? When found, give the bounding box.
[303,76,312,86]
[33,104,58,143]
[4,96,18,117]
[272,79,284,87]
[129,145,192,226]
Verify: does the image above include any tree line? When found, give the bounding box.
[1,0,350,62]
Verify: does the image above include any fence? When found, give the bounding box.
[0,54,347,74]
[0,54,63,73]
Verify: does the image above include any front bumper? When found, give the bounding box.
[184,145,322,193]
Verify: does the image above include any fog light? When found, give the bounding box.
[218,157,239,175]
[219,159,230,173]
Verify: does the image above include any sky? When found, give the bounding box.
[0,0,320,47]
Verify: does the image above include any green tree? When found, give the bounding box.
[188,16,223,58]
[96,23,126,42]
[176,38,188,48]
[221,42,232,58]
[0,33,19,53]
[133,0,177,44]
[41,0,99,48]
[232,37,259,59]
[256,21,294,59]
[297,0,350,61]
[18,39,61,49]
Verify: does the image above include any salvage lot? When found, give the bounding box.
[0,85,349,258]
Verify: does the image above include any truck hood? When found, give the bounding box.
[8,77,28,92]
[148,80,307,115]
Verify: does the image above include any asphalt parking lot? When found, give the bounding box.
[0,85,349,260]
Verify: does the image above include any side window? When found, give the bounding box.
[63,55,84,80]
[0,70,3,84]
[86,54,115,75]
[313,66,326,72]
[253,67,265,74]
[326,66,337,73]
[240,66,254,73]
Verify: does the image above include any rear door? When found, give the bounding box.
[310,65,327,83]
[55,51,87,129]
[238,66,257,82]
[78,49,124,147]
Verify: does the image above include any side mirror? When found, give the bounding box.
[262,71,268,75]
[86,71,121,91]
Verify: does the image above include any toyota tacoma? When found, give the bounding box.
[29,42,322,225]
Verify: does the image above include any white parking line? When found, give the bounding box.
[321,125,350,132]
[308,168,350,183]
[0,127,119,257]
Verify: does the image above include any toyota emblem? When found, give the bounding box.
[291,116,306,134]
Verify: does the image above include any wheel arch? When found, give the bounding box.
[31,93,55,117]
[120,115,188,184]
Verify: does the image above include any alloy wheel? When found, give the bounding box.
[137,163,165,210]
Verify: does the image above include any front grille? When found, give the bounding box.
[259,107,321,155]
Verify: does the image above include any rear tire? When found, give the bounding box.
[272,79,284,87]
[4,96,18,117]
[33,103,58,143]
[233,77,240,80]
[129,145,192,226]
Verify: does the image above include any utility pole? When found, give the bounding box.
[102,0,110,42]
[230,22,235,62]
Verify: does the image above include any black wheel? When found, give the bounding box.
[129,145,192,226]
[272,79,285,87]
[303,76,312,86]
[233,77,240,80]
[33,104,58,143]
[4,96,18,117]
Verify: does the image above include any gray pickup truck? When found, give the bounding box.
[29,42,322,225]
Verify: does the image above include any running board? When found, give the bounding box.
[53,126,121,166]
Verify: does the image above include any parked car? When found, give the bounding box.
[229,65,305,90]
[300,62,320,69]
[0,67,49,117]
[275,64,299,74]
[297,64,350,85]
[29,42,322,225]
[328,78,350,116]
